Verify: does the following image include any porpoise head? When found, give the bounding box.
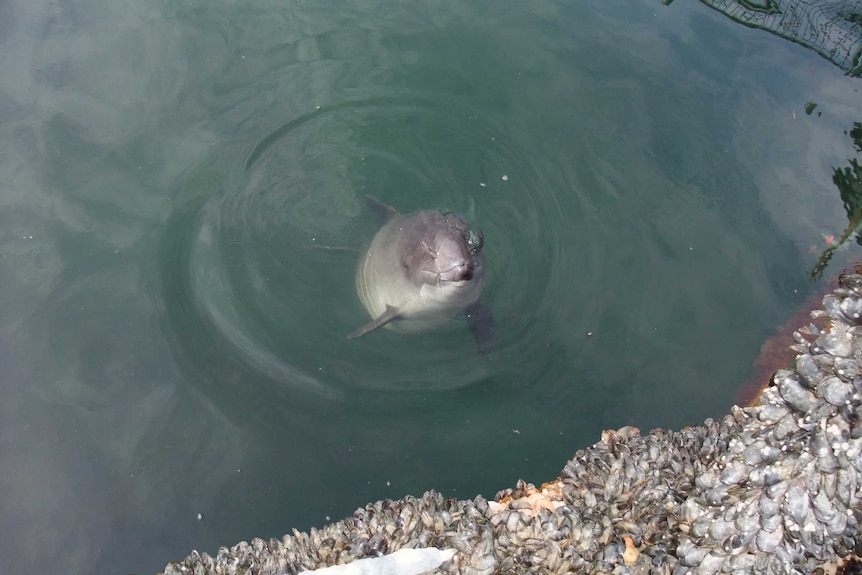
[407,212,484,291]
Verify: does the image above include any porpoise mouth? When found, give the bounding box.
[438,261,474,283]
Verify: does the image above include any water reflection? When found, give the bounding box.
[688,0,862,76]
[811,121,862,279]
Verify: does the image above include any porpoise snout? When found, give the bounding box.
[448,260,474,281]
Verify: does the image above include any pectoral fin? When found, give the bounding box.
[465,300,495,354]
[363,195,400,222]
[347,305,402,339]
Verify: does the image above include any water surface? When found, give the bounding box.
[1,0,860,573]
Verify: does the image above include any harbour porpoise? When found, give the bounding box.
[348,195,495,353]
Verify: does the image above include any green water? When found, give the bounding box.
[1,0,860,573]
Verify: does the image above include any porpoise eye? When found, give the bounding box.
[467,229,484,254]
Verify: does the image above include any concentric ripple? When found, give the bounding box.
[159,95,603,406]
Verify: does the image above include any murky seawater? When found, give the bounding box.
[1,0,860,573]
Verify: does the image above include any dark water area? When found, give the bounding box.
[1,0,860,573]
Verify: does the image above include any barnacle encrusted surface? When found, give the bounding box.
[161,270,862,575]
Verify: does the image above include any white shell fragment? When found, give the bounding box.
[296,548,456,575]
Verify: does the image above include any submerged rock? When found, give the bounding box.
[160,269,862,575]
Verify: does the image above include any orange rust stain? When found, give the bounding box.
[736,285,831,407]
[737,266,862,407]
